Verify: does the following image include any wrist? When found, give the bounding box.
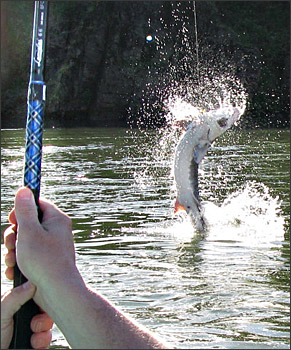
[33,269,95,348]
[33,265,85,311]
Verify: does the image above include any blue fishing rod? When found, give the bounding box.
[9,1,49,348]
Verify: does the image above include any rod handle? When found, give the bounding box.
[9,195,43,349]
[9,272,40,349]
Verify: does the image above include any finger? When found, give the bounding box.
[3,225,16,250]
[5,266,14,281]
[5,249,16,267]
[14,187,40,231]
[8,208,17,225]
[1,281,36,318]
[31,330,52,349]
[31,313,54,333]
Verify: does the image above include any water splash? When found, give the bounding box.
[166,96,201,125]
[127,181,285,248]
[129,0,248,186]
[128,2,274,241]
[172,181,285,246]
[131,95,246,195]
[209,181,284,236]
[129,1,249,130]
[164,94,246,129]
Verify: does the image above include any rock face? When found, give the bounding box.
[1,1,290,128]
[46,1,159,127]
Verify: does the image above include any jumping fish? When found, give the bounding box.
[174,106,241,232]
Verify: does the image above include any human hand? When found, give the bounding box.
[4,187,76,285]
[1,281,53,349]
[4,187,79,315]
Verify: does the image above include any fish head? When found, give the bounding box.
[205,107,240,142]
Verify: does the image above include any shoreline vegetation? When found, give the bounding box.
[1,1,290,129]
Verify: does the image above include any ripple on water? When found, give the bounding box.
[1,128,289,349]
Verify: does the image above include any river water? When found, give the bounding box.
[1,127,290,349]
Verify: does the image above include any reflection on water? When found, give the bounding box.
[1,128,290,349]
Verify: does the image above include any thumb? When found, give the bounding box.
[15,187,39,227]
[1,281,36,321]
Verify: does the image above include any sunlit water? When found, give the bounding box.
[1,127,290,349]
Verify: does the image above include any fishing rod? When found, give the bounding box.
[9,1,49,348]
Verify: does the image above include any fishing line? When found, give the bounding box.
[192,1,201,92]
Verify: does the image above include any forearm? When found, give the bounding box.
[35,270,167,349]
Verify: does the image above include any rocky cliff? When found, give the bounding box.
[1,1,289,128]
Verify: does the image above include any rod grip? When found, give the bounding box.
[9,271,40,349]
[9,192,43,349]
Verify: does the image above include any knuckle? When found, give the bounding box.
[5,267,14,280]
[4,227,16,249]
[61,214,72,229]
[5,250,15,267]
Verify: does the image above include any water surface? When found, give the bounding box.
[1,127,290,349]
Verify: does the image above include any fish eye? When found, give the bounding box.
[217,117,227,127]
